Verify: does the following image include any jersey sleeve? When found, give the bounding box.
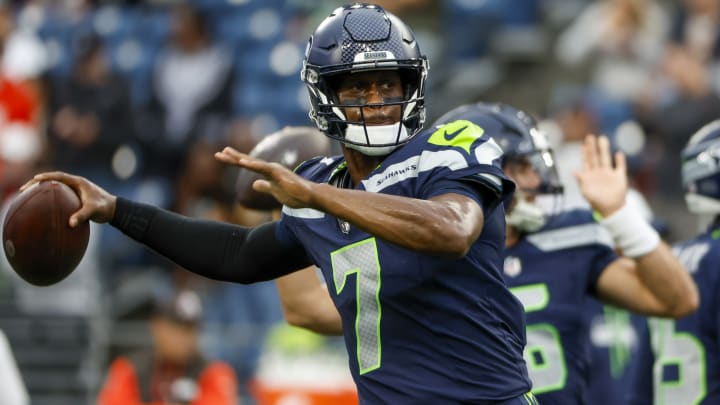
[582,210,620,294]
[587,245,618,294]
[421,121,515,211]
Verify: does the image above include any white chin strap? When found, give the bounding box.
[507,194,547,233]
[344,123,410,156]
[685,192,720,214]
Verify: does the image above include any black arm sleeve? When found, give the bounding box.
[110,197,313,283]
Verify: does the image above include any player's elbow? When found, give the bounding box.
[430,208,483,258]
[667,288,700,319]
[425,224,479,258]
[442,238,473,258]
[282,307,317,331]
[444,227,481,258]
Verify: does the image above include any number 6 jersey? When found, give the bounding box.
[503,209,619,404]
[275,122,532,404]
[628,224,720,405]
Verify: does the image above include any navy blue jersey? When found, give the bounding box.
[585,300,643,405]
[276,122,532,403]
[503,209,619,404]
[628,226,720,405]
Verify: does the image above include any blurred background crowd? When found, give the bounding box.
[0,0,717,404]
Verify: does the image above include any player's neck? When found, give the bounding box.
[342,146,386,185]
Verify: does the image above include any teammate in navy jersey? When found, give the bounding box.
[431,102,698,405]
[628,120,720,405]
[585,302,644,405]
[22,4,537,404]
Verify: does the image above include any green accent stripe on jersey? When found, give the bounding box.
[428,120,483,154]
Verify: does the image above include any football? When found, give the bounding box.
[2,180,90,286]
[236,126,331,210]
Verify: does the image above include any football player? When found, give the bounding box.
[231,102,699,404]
[433,102,697,404]
[628,120,720,405]
[23,4,536,404]
[248,102,699,403]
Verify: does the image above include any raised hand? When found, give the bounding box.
[215,147,316,209]
[19,172,117,227]
[573,135,628,217]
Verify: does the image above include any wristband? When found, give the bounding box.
[599,203,660,258]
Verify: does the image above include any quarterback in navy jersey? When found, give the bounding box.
[227,102,699,404]
[628,120,720,405]
[23,4,537,404]
[432,103,699,405]
[275,123,529,403]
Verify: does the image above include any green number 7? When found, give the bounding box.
[331,238,382,374]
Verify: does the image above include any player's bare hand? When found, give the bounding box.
[574,135,627,217]
[215,147,315,208]
[19,171,117,227]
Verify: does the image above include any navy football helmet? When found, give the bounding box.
[434,102,563,232]
[682,120,720,214]
[301,3,428,156]
[433,102,563,196]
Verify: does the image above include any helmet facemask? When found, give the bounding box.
[300,4,428,156]
[303,63,427,156]
[504,151,564,233]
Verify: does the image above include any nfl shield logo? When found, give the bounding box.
[504,256,522,277]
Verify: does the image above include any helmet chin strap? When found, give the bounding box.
[507,193,547,233]
[344,123,410,156]
[685,192,720,215]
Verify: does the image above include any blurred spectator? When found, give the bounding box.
[251,322,356,405]
[97,289,238,405]
[669,0,720,63]
[173,139,235,217]
[200,204,283,403]
[1,4,48,119]
[45,32,170,288]
[137,3,234,191]
[638,45,720,160]
[635,40,720,236]
[634,0,720,194]
[47,33,136,186]
[0,4,44,203]
[0,329,29,405]
[544,87,616,202]
[540,86,659,231]
[555,0,669,103]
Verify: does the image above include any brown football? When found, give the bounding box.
[2,180,90,286]
[236,126,331,210]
